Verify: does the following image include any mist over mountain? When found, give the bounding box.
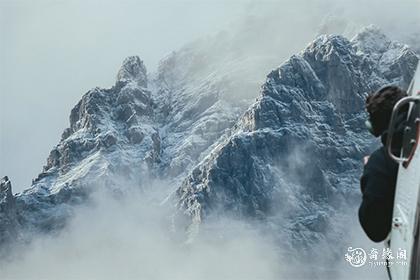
[0,24,418,279]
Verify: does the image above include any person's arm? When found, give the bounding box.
[359,148,397,242]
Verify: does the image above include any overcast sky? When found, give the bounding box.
[1,0,419,192]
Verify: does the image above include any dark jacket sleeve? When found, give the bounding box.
[358,147,398,242]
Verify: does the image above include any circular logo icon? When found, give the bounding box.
[345,247,367,267]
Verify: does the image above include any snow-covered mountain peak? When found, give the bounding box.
[30,55,156,196]
[116,56,148,87]
[351,26,416,89]
[176,28,418,255]
[260,29,417,119]
[351,25,392,55]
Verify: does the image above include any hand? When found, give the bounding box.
[363,156,370,165]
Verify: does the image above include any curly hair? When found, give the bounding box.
[366,86,408,136]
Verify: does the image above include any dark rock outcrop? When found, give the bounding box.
[0,177,18,247]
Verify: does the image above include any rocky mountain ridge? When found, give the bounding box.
[0,26,418,261]
[175,27,418,259]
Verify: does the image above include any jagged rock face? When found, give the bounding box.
[116,56,148,87]
[3,57,160,242]
[41,56,156,181]
[0,177,18,247]
[0,177,15,211]
[176,26,419,253]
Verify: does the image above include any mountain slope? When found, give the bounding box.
[176,26,418,258]
[0,42,263,247]
[0,57,161,245]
